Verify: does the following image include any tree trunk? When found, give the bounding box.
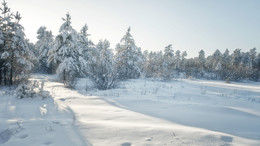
[0,69,2,85]
[9,66,13,86]
[9,52,15,86]
[63,70,66,85]
[0,63,3,85]
[3,67,7,85]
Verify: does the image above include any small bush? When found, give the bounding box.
[16,80,51,99]
[90,72,119,90]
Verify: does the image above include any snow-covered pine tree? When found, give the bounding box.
[0,1,34,86]
[205,55,213,71]
[143,50,148,63]
[114,27,143,80]
[144,51,164,78]
[215,61,222,71]
[9,12,35,85]
[231,49,241,67]
[89,39,118,90]
[142,50,149,76]
[161,44,175,80]
[203,49,222,79]
[154,51,164,77]
[214,52,223,80]
[231,49,242,81]
[198,49,205,69]
[0,0,12,85]
[256,53,260,81]
[249,48,257,69]
[48,13,86,88]
[0,13,4,85]
[35,26,53,73]
[220,49,231,80]
[180,51,187,72]
[78,24,95,76]
[144,51,157,77]
[212,49,222,70]
[174,50,181,71]
[248,48,258,81]
[241,52,253,79]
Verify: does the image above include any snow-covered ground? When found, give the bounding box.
[1,74,260,146]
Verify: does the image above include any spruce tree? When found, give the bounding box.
[0,1,34,85]
[198,50,206,69]
[78,24,95,76]
[35,26,53,73]
[174,50,181,70]
[48,13,86,88]
[114,27,143,80]
[162,44,175,80]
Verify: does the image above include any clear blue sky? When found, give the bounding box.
[7,0,260,57]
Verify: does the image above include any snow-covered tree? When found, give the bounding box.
[212,49,222,69]
[256,53,260,69]
[249,48,257,69]
[78,24,95,76]
[230,49,243,81]
[162,44,175,80]
[48,13,86,88]
[10,12,35,84]
[242,52,252,69]
[219,49,231,80]
[256,53,260,80]
[35,26,53,73]
[0,0,12,85]
[215,61,222,71]
[205,55,213,71]
[144,51,163,78]
[198,50,205,69]
[0,13,5,85]
[0,1,34,85]
[180,51,187,71]
[114,27,143,80]
[231,49,241,67]
[143,51,153,77]
[240,52,254,79]
[203,49,222,78]
[174,50,181,70]
[89,40,118,90]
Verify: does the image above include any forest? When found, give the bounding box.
[0,1,259,91]
[1,1,260,145]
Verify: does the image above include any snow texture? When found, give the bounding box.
[2,74,260,145]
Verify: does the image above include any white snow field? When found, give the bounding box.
[1,74,260,146]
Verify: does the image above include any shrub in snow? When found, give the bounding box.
[90,73,119,90]
[16,82,35,98]
[16,80,51,99]
[225,78,231,83]
[89,40,119,90]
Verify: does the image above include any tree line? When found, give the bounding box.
[0,1,259,90]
